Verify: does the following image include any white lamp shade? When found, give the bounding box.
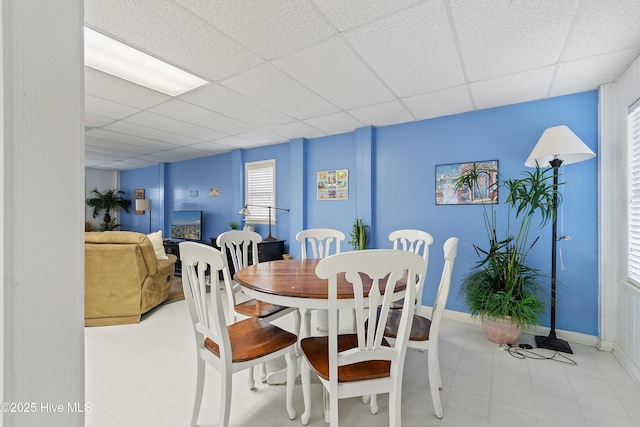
[135,199,151,211]
[525,125,595,167]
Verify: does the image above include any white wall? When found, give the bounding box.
[600,53,640,384]
[85,168,119,228]
[1,0,85,425]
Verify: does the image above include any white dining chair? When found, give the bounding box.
[217,230,300,387]
[300,249,425,426]
[296,228,345,335]
[389,229,434,307]
[384,237,459,419]
[179,241,297,427]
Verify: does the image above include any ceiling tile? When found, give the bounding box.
[348,100,414,127]
[269,121,326,139]
[203,136,256,149]
[238,129,289,145]
[85,113,116,129]
[176,0,336,59]
[303,112,364,136]
[85,135,161,155]
[188,139,236,152]
[123,111,226,141]
[85,0,263,81]
[274,37,395,110]
[551,48,640,97]
[470,66,555,110]
[85,94,140,119]
[180,84,295,127]
[149,100,258,135]
[403,86,474,120]
[103,121,202,146]
[221,63,340,120]
[312,0,420,31]
[450,0,579,81]
[562,0,640,61]
[345,2,464,97]
[85,67,169,110]
[88,128,181,151]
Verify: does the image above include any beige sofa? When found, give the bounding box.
[84,231,177,326]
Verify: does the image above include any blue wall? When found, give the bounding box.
[120,90,599,336]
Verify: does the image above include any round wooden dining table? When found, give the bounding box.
[234,258,407,311]
[234,258,408,385]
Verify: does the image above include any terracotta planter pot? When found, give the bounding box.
[481,316,522,345]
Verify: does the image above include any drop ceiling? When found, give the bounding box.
[84,0,640,171]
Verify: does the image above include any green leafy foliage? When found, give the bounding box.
[348,218,369,250]
[454,164,559,329]
[86,188,132,231]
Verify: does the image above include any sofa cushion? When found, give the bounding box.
[147,230,169,261]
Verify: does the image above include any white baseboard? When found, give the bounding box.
[613,343,640,386]
[441,308,599,346]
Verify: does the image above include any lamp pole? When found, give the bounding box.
[534,158,573,354]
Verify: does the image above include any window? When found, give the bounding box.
[627,99,640,284]
[245,159,275,224]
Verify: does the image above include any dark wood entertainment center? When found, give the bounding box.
[163,238,286,276]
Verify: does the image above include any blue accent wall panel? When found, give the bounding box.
[304,132,358,245]
[117,90,598,336]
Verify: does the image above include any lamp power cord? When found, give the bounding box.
[499,343,577,365]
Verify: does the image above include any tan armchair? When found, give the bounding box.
[84,231,177,326]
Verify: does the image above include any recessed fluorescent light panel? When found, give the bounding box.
[84,27,207,97]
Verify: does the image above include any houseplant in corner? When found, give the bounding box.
[86,188,132,231]
[454,164,557,344]
[348,218,369,250]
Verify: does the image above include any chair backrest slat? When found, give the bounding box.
[180,242,232,360]
[296,228,345,259]
[389,229,434,303]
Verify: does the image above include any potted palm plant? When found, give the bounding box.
[86,188,132,231]
[454,164,558,344]
[348,218,369,250]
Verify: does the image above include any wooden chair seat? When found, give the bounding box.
[300,334,391,382]
[205,317,297,363]
[234,299,291,319]
[384,310,432,341]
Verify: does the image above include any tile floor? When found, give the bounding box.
[85,299,640,427]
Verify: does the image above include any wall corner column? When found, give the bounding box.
[354,127,374,248]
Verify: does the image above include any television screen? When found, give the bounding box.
[171,210,202,241]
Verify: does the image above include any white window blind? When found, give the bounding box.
[245,159,275,224]
[628,99,640,285]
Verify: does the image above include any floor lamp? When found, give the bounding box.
[135,198,152,233]
[525,125,595,354]
[238,204,289,241]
